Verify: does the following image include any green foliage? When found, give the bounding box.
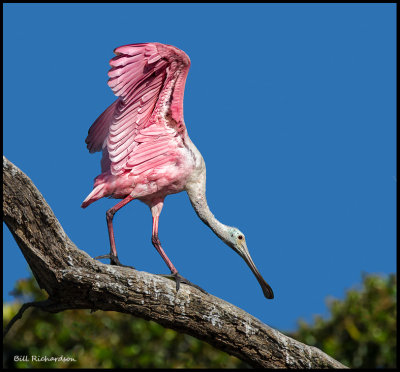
[289,273,397,368]
[3,277,249,368]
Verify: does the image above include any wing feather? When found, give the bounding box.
[85,98,120,153]
[130,154,173,176]
[85,42,191,176]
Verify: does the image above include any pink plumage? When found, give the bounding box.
[82,43,274,299]
[82,42,191,208]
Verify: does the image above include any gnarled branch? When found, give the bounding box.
[2,156,347,368]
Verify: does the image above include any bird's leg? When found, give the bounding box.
[95,195,135,268]
[151,214,178,274]
[151,202,207,294]
[152,225,206,294]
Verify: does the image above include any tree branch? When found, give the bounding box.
[2,156,347,368]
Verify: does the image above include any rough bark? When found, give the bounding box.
[2,156,347,369]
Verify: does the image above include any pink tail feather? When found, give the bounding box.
[81,184,107,208]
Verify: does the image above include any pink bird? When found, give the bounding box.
[81,42,274,299]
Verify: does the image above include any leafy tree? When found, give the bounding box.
[3,276,249,368]
[289,273,396,368]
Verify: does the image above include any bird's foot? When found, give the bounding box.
[159,272,207,294]
[94,254,135,269]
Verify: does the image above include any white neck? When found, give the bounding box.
[186,177,230,244]
[184,136,231,243]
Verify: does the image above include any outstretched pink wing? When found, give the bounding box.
[85,43,191,176]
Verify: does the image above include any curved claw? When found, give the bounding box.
[94,254,135,269]
[159,273,207,294]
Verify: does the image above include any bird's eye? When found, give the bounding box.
[238,235,243,240]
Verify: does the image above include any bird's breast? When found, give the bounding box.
[134,144,195,202]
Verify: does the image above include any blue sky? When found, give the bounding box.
[3,3,396,332]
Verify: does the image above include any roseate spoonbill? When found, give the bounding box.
[81,42,274,299]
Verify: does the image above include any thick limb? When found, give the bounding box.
[151,200,206,294]
[95,194,135,267]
